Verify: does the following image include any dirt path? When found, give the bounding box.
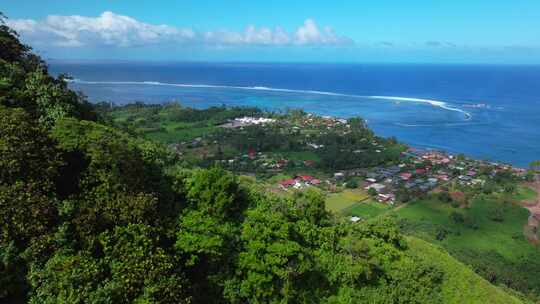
[521,177,540,245]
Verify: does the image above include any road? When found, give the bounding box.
[522,176,540,244]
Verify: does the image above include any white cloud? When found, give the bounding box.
[6,11,353,48]
[294,19,351,45]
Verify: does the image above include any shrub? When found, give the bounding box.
[449,211,464,224]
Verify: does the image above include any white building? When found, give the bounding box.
[234,117,276,125]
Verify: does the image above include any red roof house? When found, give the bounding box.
[400,172,413,180]
[298,175,315,182]
[248,148,256,159]
[467,170,477,176]
[279,179,297,188]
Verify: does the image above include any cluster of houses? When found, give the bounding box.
[357,150,475,203]
[218,150,319,172]
[340,148,523,205]
[168,113,527,210]
[296,113,349,130]
[279,175,322,190]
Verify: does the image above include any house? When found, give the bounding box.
[419,184,431,191]
[279,179,297,189]
[366,172,379,179]
[350,216,362,223]
[297,175,315,182]
[458,175,471,181]
[415,168,426,175]
[334,172,345,179]
[248,148,257,159]
[365,183,386,193]
[400,172,412,181]
[405,182,417,189]
[387,166,402,174]
[437,174,450,181]
[234,116,276,125]
[377,193,396,204]
[307,143,324,149]
[378,193,392,202]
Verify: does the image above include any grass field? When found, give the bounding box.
[110,109,220,143]
[395,196,532,258]
[394,189,540,299]
[343,200,391,219]
[514,185,537,201]
[325,189,369,212]
[145,123,216,143]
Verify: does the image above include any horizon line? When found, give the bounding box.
[46,58,540,66]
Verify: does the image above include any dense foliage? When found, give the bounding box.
[0,17,527,303]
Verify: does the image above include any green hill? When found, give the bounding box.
[395,191,540,300]
[406,236,525,304]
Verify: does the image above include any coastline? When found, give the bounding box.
[54,62,540,168]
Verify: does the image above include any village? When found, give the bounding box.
[164,111,527,211]
[274,148,526,205]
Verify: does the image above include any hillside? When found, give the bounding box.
[406,237,526,304]
[395,188,540,299]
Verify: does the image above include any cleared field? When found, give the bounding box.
[145,124,216,143]
[344,201,391,219]
[514,185,537,201]
[325,189,369,212]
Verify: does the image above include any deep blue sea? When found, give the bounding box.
[49,62,540,167]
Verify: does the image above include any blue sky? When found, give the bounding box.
[3,0,540,63]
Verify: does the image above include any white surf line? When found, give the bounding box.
[68,79,358,97]
[68,79,472,120]
[368,96,472,120]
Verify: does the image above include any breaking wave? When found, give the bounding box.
[368,96,471,119]
[68,79,472,120]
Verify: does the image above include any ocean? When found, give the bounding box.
[49,62,540,167]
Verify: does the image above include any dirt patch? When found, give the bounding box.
[521,178,540,245]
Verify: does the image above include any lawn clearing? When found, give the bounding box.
[514,185,537,201]
[326,189,370,213]
[343,200,391,219]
